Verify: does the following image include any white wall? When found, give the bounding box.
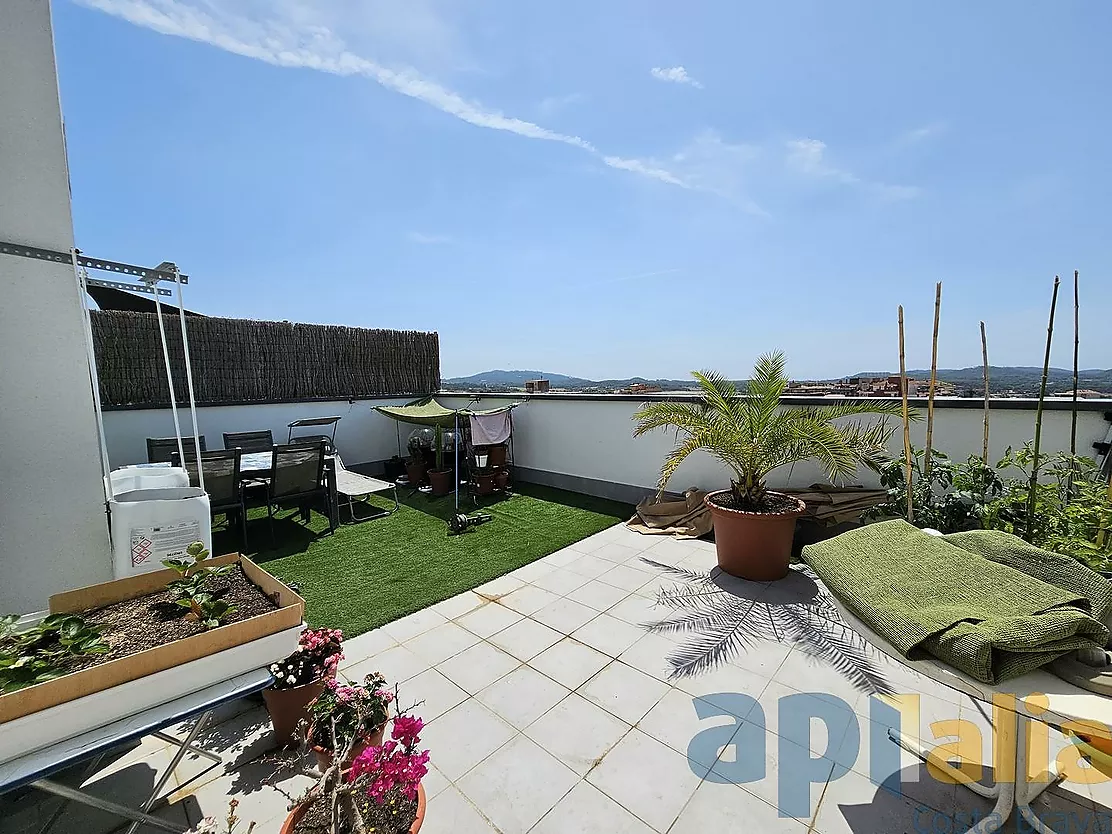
[441,395,1111,497]
[0,0,113,612]
[103,398,415,468]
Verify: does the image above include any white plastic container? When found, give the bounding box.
[109,487,213,577]
[107,464,190,494]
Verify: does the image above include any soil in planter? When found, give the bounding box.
[708,491,802,514]
[293,791,418,834]
[64,565,279,671]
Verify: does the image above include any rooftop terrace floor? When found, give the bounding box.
[5,525,1112,833]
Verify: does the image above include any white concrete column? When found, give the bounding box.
[0,0,112,612]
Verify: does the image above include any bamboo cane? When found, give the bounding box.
[924,282,941,478]
[980,321,990,464]
[1026,276,1060,541]
[1071,269,1080,456]
[899,305,913,523]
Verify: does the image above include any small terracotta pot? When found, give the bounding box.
[488,444,508,467]
[309,723,386,771]
[494,469,510,490]
[474,472,496,495]
[704,490,807,582]
[428,468,453,496]
[279,781,426,834]
[405,461,427,486]
[263,679,327,747]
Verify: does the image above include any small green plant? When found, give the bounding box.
[163,542,237,629]
[0,613,109,694]
[863,447,1004,533]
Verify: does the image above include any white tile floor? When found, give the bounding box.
[7,523,1112,833]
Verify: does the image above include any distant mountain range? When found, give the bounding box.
[444,366,1112,395]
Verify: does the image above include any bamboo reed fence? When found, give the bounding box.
[90,311,440,406]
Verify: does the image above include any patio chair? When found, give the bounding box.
[266,441,332,541]
[147,435,206,464]
[222,430,274,453]
[171,448,247,547]
[334,454,399,523]
[287,416,341,453]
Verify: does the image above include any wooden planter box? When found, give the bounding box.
[0,553,303,763]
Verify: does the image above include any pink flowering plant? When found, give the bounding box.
[269,626,343,689]
[307,672,393,754]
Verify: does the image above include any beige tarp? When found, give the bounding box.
[783,484,887,525]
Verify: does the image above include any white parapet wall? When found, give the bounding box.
[0,0,113,612]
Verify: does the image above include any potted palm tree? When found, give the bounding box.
[427,425,453,497]
[633,352,905,581]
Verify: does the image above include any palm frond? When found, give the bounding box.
[639,558,711,584]
[665,618,767,678]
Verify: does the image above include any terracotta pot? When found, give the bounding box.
[279,781,426,834]
[494,469,510,490]
[488,444,507,467]
[405,461,427,486]
[704,490,807,582]
[263,678,327,747]
[474,472,496,495]
[309,722,386,771]
[428,468,453,496]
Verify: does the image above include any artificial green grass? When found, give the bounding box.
[213,483,630,637]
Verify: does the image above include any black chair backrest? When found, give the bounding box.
[223,430,274,453]
[270,442,326,500]
[171,448,242,505]
[148,436,206,464]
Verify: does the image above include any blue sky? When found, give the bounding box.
[54,0,1110,380]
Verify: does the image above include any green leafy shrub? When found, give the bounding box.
[0,613,109,694]
[163,541,237,629]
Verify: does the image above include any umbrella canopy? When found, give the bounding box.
[374,396,517,427]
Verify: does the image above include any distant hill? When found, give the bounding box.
[445,366,1112,395]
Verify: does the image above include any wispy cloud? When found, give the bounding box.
[785,138,919,200]
[408,232,453,245]
[77,0,694,188]
[898,121,948,145]
[536,92,586,118]
[650,66,703,89]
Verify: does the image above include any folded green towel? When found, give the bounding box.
[802,519,1109,684]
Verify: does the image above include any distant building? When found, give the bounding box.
[625,382,662,394]
[525,379,550,393]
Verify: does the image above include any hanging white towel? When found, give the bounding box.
[470,411,512,445]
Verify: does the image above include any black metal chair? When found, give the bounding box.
[287,416,342,453]
[266,441,332,541]
[147,436,207,464]
[222,430,274,453]
[171,448,247,548]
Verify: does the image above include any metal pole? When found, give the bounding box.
[173,268,204,492]
[454,412,460,511]
[71,254,114,501]
[151,285,186,466]
[31,780,186,833]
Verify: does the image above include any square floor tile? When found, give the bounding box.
[531,568,590,596]
[456,735,579,834]
[637,688,744,770]
[810,766,950,834]
[436,641,521,694]
[510,559,555,584]
[571,614,646,658]
[476,666,570,730]
[605,594,661,627]
[455,601,524,638]
[617,633,678,682]
[422,700,516,780]
[775,648,870,713]
[671,780,807,833]
[499,585,560,616]
[346,643,429,684]
[573,580,630,612]
[531,780,655,834]
[530,597,598,634]
[431,591,486,620]
[753,681,856,760]
[593,542,642,564]
[644,537,703,564]
[422,763,451,800]
[597,563,654,592]
[489,618,564,661]
[529,638,611,690]
[587,728,703,832]
[382,608,449,643]
[420,785,499,834]
[673,658,772,710]
[564,554,613,580]
[401,667,468,721]
[729,639,793,679]
[474,574,526,598]
[339,627,397,667]
[540,548,582,568]
[405,621,482,666]
[579,661,669,724]
[525,693,631,776]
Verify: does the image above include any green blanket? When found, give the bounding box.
[802,520,1110,684]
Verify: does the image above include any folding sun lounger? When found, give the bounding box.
[334,455,399,522]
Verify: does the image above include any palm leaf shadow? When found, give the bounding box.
[640,559,894,696]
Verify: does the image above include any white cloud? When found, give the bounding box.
[77,0,693,188]
[650,66,703,88]
[899,121,948,144]
[785,137,919,199]
[408,232,453,244]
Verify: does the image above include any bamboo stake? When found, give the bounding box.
[924,282,941,477]
[899,305,913,523]
[980,321,990,464]
[1071,269,1080,456]
[1026,276,1060,541]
